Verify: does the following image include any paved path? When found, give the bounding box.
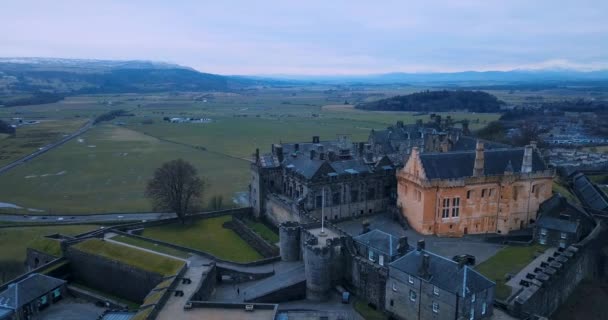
[0,212,170,223]
[104,232,190,264]
[0,120,93,176]
[155,265,211,319]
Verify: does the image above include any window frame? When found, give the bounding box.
[408,275,414,284]
[432,302,439,313]
[409,290,417,302]
[433,285,440,296]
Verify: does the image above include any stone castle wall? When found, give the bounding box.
[65,246,169,302]
[512,221,608,317]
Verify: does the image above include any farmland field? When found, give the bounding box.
[0,118,87,166]
[0,89,502,214]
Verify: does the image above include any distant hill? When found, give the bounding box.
[258,69,608,85]
[356,90,504,113]
[0,58,263,102]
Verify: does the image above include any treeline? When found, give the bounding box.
[93,109,134,124]
[356,90,504,113]
[0,92,64,107]
[0,119,15,135]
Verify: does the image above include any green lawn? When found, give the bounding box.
[28,237,62,256]
[243,218,279,244]
[475,245,546,300]
[0,224,99,283]
[141,215,263,263]
[72,238,184,276]
[354,299,387,320]
[0,124,248,214]
[553,181,580,204]
[588,174,608,195]
[112,235,191,259]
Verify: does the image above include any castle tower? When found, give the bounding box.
[279,221,301,261]
[303,238,333,301]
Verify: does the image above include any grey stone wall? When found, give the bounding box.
[513,221,608,318]
[190,265,217,301]
[226,217,279,258]
[65,246,167,303]
[26,248,57,271]
[349,256,388,309]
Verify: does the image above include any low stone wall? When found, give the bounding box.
[26,248,58,271]
[189,264,217,301]
[67,285,128,309]
[65,246,167,303]
[112,230,280,267]
[511,221,608,317]
[226,217,279,258]
[347,255,389,310]
[147,266,188,320]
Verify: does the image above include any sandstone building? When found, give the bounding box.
[397,141,554,236]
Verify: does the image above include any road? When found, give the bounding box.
[0,120,93,175]
[0,212,171,223]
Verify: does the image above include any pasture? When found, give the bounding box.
[0,89,501,214]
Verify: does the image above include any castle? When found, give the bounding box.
[251,122,553,237]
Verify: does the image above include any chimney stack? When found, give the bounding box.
[255,148,260,163]
[397,236,408,255]
[417,239,425,251]
[521,145,533,173]
[419,253,431,279]
[294,143,299,152]
[319,152,326,161]
[358,142,365,157]
[312,136,320,144]
[473,140,485,177]
[310,150,316,160]
[361,221,371,235]
[274,144,284,163]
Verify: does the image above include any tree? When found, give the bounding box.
[146,159,204,223]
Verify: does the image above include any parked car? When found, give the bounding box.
[452,254,476,266]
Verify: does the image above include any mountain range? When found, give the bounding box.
[1,58,608,100]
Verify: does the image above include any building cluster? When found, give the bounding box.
[545,148,608,169]
[251,121,554,237]
[278,221,496,320]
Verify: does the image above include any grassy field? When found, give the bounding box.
[588,174,608,195]
[72,238,184,276]
[141,215,263,262]
[0,124,248,213]
[553,180,580,204]
[112,235,191,259]
[0,224,99,283]
[243,218,279,244]
[0,118,87,166]
[475,245,546,300]
[0,90,500,214]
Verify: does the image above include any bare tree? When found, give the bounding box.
[146,159,204,223]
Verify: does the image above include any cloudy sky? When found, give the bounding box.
[2,0,607,75]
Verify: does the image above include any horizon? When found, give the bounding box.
[2,1,608,75]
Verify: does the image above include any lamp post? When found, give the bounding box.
[320,186,327,237]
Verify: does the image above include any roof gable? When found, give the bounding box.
[0,274,65,309]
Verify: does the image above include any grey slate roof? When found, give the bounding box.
[389,249,494,297]
[572,173,608,212]
[353,229,401,256]
[537,194,596,235]
[537,217,578,233]
[101,312,135,320]
[0,308,12,319]
[450,136,510,151]
[0,274,65,309]
[419,148,547,180]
